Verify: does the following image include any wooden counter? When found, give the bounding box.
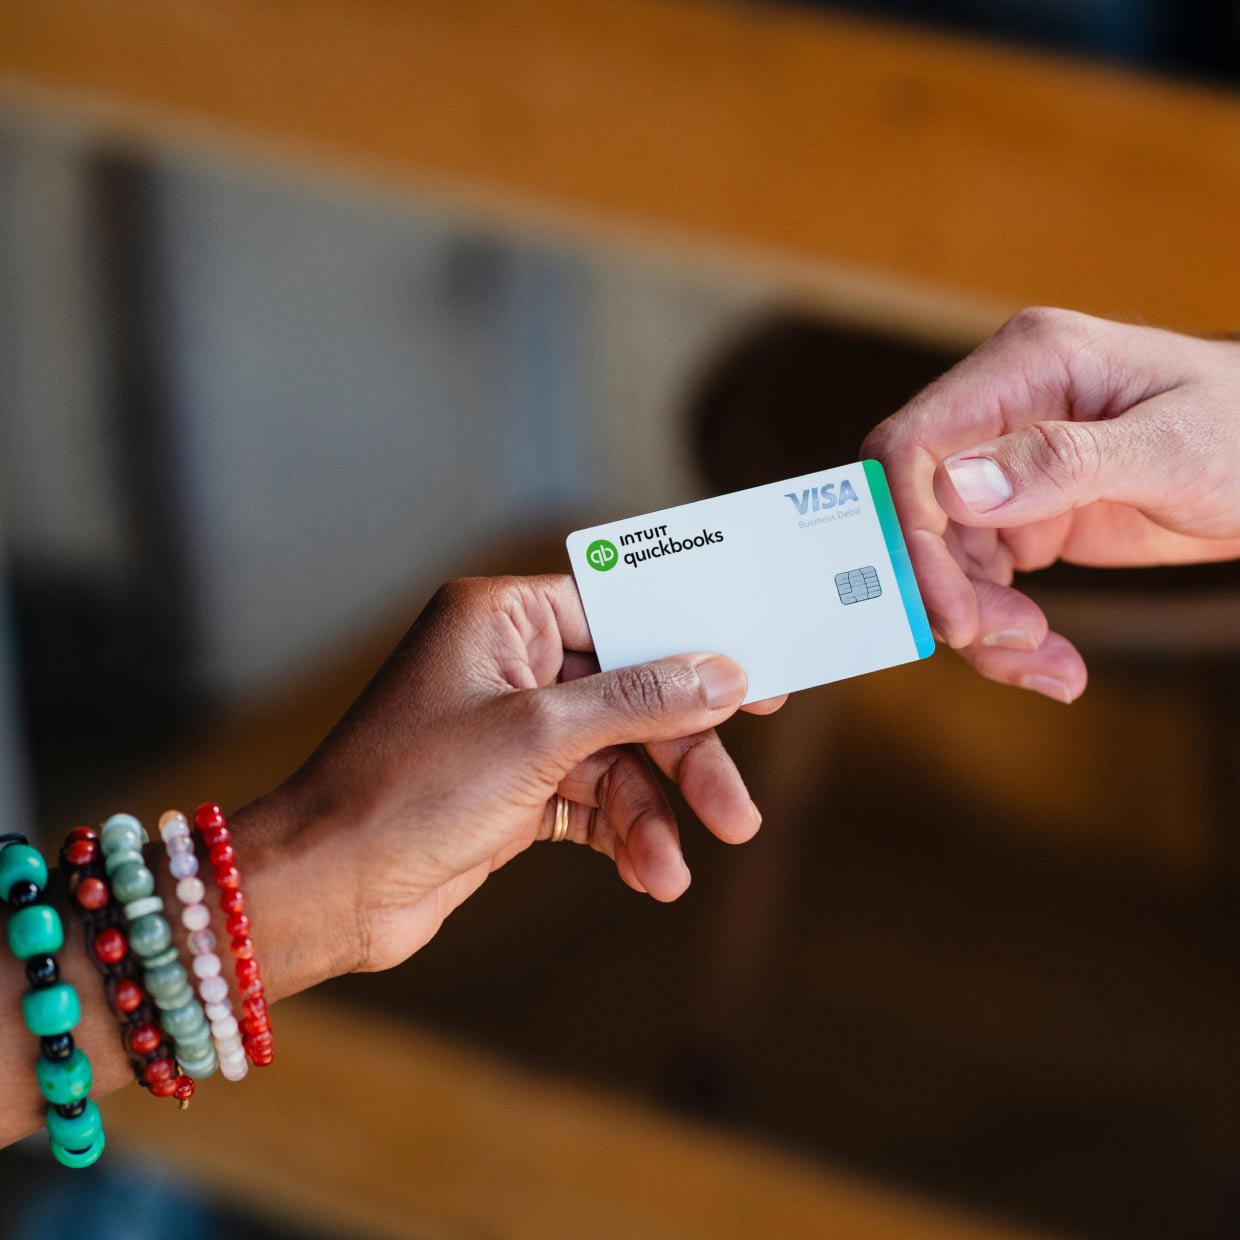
[106,994,1069,1240]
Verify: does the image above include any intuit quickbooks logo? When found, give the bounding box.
[586,539,619,571]
[618,524,724,568]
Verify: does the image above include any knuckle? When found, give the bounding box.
[431,576,480,609]
[610,663,673,717]
[670,732,715,784]
[998,305,1078,343]
[482,574,523,601]
[427,580,457,612]
[594,748,623,809]
[485,575,545,627]
[1028,420,1099,487]
[860,420,892,461]
[433,575,530,626]
[597,749,642,814]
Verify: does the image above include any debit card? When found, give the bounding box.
[566,460,934,703]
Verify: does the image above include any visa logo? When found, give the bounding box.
[784,479,860,516]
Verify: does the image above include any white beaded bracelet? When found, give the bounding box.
[159,811,249,1082]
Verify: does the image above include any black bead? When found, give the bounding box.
[25,955,58,988]
[8,880,40,909]
[40,1033,74,1062]
[54,1100,87,1119]
[0,833,29,849]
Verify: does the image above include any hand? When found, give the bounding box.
[861,308,1240,702]
[270,574,783,975]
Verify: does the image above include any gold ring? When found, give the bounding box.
[551,794,571,843]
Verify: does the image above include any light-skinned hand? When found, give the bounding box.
[861,308,1240,702]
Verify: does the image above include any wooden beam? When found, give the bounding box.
[2,0,1238,332]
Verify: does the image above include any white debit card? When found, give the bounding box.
[566,460,934,704]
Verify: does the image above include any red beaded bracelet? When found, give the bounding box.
[193,805,273,1066]
[59,827,195,1106]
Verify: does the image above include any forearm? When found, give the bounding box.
[0,788,356,1148]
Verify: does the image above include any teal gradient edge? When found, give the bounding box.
[863,458,935,659]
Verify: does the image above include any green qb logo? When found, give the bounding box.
[586,539,619,572]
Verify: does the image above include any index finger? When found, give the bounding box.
[527,573,596,653]
[859,311,1087,646]
[644,729,762,845]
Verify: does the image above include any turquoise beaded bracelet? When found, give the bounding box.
[98,815,217,1080]
[0,832,104,1168]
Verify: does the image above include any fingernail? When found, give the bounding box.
[696,656,747,709]
[750,801,763,828]
[945,456,1012,514]
[982,627,1037,650]
[1021,674,1073,704]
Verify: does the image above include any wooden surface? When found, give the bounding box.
[105,994,1068,1240]
[2,0,1239,334]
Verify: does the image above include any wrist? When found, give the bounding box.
[227,787,363,1001]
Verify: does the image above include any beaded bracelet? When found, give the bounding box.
[60,827,194,1107]
[159,810,247,1082]
[195,805,273,1066]
[98,815,218,1080]
[0,833,104,1168]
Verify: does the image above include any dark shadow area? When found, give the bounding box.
[799,0,1240,84]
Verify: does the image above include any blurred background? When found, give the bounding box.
[2,1,1240,1238]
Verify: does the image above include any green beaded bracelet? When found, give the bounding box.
[0,838,47,896]
[51,1133,106,1169]
[98,815,217,1080]
[8,903,65,959]
[22,982,81,1036]
[0,832,104,1168]
[46,1096,103,1149]
[35,1048,93,1106]
[47,1097,106,1169]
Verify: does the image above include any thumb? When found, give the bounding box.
[532,654,748,769]
[933,417,1158,527]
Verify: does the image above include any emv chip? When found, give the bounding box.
[835,566,882,605]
